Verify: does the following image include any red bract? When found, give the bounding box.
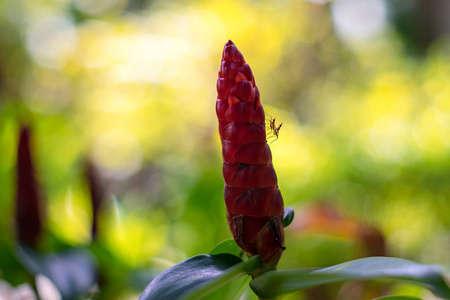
[216,40,285,271]
[15,125,43,248]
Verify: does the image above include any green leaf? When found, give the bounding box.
[282,207,295,228]
[250,257,450,299]
[17,244,97,300]
[209,238,242,257]
[195,276,251,300]
[371,296,423,300]
[183,255,261,300]
[139,254,261,300]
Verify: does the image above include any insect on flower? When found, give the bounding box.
[273,122,283,139]
[266,114,276,133]
[266,114,283,144]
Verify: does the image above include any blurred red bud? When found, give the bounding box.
[15,125,43,248]
[85,160,105,240]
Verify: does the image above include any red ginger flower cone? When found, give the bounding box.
[216,40,285,271]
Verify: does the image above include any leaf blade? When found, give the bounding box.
[250,257,450,299]
[209,238,242,257]
[183,255,261,300]
[371,296,423,300]
[139,254,247,300]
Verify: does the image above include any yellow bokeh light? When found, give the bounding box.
[100,199,167,267]
[48,187,92,245]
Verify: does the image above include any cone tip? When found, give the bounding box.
[225,40,234,46]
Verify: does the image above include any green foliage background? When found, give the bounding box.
[0,0,449,299]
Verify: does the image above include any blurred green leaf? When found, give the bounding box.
[209,238,242,257]
[250,257,450,299]
[17,244,97,300]
[371,296,423,300]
